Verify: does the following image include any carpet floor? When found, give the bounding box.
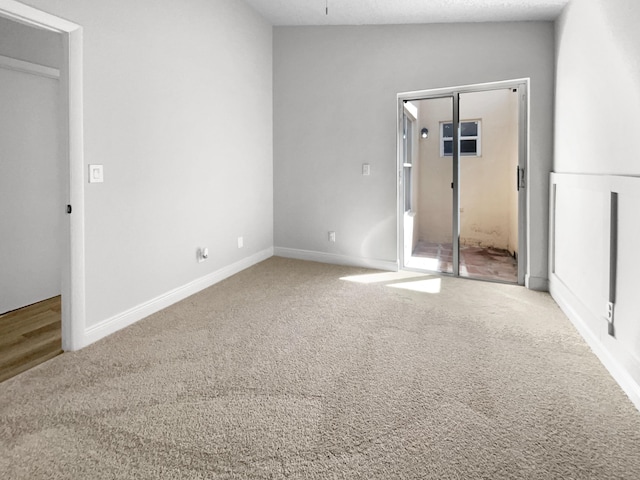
[1,257,639,479]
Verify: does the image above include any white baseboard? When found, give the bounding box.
[550,275,640,412]
[526,274,549,291]
[274,247,398,272]
[81,247,274,349]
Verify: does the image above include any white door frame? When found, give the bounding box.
[397,78,530,285]
[0,0,85,350]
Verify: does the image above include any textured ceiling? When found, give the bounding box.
[243,0,570,26]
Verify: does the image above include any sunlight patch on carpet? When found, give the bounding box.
[340,270,429,284]
[387,278,442,294]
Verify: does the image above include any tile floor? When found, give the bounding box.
[407,241,518,284]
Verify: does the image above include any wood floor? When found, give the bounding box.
[0,296,62,383]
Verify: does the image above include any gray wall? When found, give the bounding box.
[0,15,62,67]
[21,0,273,328]
[555,0,640,176]
[273,22,555,285]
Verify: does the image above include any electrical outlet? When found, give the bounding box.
[238,236,244,249]
[328,231,336,242]
[362,163,370,176]
[198,247,208,263]
[606,301,614,322]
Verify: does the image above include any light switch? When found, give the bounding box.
[89,164,104,183]
[362,163,371,176]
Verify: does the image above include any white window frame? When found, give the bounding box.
[440,120,482,157]
[403,102,418,213]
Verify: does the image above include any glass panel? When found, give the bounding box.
[404,167,412,212]
[459,89,518,283]
[442,122,453,138]
[443,140,453,156]
[403,97,453,274]
[460,121,478,137]
[460,139,477,155]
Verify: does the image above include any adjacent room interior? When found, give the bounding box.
[1,0,640,477]
[0,15,63,382]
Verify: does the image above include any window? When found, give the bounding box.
[440,120,481,157]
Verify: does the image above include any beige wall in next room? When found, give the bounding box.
[416,89,519,254]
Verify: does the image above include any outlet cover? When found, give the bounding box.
[238,236,244,248]
[606,301,614,322]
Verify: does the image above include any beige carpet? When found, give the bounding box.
[1,257,639,479]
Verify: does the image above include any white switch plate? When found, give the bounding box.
[238,236,244,248]
[88,164,104,183]
[362,163,371,176]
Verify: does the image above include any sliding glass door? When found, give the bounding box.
[399,81,527,285]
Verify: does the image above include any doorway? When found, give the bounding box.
[0,1,85,360]
[0,21,64,381]
[398,80,528,284]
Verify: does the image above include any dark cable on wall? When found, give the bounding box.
[326,0,328,15]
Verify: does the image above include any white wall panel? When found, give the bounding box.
[553,184,607,324]
[550,173,640,410]
[613,181,640,368]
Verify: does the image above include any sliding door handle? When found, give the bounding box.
[517,166,525,191]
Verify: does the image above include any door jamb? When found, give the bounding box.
[0,0,85,350]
